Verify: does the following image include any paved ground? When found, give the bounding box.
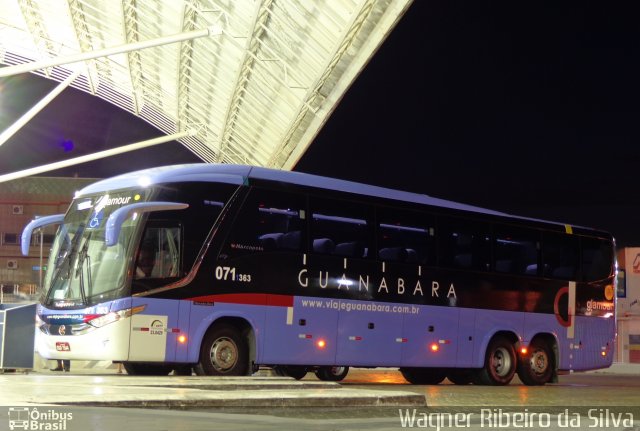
[1,365,639,431]
[0,371,425,409]
[2,362,639,409]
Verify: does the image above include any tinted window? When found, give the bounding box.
[225,188,305,256]
[438,219,491,271]
[582,237,614,281]
[310,198,371,258]
[494,226,540,275]
[135,225,181,279]
[377,207,435,264]
[543,232,580,280]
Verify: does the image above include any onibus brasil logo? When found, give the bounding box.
[8,407,72,430]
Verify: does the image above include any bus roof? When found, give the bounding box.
[77,163,604,234]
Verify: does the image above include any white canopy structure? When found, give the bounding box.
[0,0,413,176]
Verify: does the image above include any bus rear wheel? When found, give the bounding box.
[122,362,173,376]
[315,366,349,381]
[473,336,516,385]
[273,365,307,380]
[517,339,554,386]
[194,324,249,376]
[447,369,473,385]
[400,367,446,385]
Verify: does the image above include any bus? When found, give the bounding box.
[21,164,616,385]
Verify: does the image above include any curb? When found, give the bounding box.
[0,374,427,408]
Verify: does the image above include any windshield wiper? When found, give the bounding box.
[75,231,93,305]
[45,223,85,305]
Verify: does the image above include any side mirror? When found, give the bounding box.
[21,214,65,256]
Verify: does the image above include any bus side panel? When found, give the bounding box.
[522,312,560,346]
[568,316,615,371]
[471,309,525,369]
[401,305,459,367]
[175,300,192,363]
[335,300,402,366]
[129,297,180,362]
[261,296,338,365]
[456,308,477,367]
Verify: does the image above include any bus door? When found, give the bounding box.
[128,224,184,362]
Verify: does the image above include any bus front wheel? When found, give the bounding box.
[473,336,517,385]
[194,324,249,376]
[517,339,554,386]
[315,366,349,381]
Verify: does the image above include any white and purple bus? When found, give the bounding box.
[22,164,616,385]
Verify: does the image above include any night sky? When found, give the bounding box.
[1,2,639,246]
[298,2,640,247]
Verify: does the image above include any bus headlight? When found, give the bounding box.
[87,305,145,328]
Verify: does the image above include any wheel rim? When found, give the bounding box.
[492,347,513,377]
[529,349,549,375]
[330,367,346,376]
[209,337,238,372]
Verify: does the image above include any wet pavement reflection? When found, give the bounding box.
[340,368,640,407]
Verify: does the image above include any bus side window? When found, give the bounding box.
[542,232,579,280]
[581,238,614,281]
[135,226,181,279]
[377,207,435,265]
[225,188,305,256]
[310,198,371,258]
[494,226,540,276]
[438,219,491,271]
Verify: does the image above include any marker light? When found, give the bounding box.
[430,343,439,352]
[317,339,326,349]
[601,350,607,357]
[178,335,187,344]
[520,347,528,355]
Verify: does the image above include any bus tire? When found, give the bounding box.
[122,362,173,376]
[273,365,307,380]
[400,367,446,385]
[447,369,473,385]
[173,365,193,376]
[315,366,349,382]
[517,339,554,386]
[194,324,249,376]
[474,336,516,385]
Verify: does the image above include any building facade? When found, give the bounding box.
[615,247,640,363]
[0,177,96,301]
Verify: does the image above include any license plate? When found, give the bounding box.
[56,342,70,352]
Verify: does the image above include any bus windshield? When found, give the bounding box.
[43,191,146,308]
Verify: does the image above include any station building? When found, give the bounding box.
[616,248,640,364]
[0,177,95,302]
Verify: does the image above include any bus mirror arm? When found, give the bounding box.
[21,214,65,256]
[105,202,189,246]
